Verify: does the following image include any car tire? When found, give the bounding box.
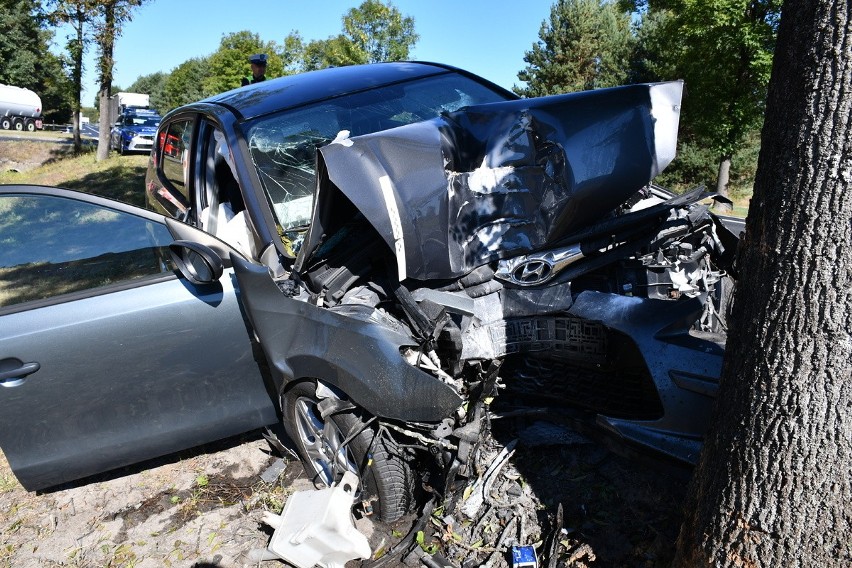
[12,118,23,131]
[281,380,414,522]
[0,117,9,130]
[24,119,35,132]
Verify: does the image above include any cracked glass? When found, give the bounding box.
[243,73,509,255]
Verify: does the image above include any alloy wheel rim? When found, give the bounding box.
[293,396,358,486]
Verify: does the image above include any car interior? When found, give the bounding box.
[197,126,257,259]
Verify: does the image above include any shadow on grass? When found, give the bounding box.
[42,139,97,163]
[62,157,148,207]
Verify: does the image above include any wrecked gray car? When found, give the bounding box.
[226,72,737,522]
[0,63,737,528]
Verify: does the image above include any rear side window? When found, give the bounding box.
[0,194,174,308]
[158,119,193,202]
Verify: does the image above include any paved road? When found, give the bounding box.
[0,125,98,145]
[81,123,100,138]
[717,214,746,235]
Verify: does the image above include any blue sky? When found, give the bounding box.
[63,0,556,104]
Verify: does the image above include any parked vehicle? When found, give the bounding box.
[0,63,738,523]
[107,91,151,127]
[0,84,43,131]
[110,109,161,154]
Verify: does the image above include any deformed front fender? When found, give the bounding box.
[231,255,463,422]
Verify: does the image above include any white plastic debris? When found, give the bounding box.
[258,471,371,568]
[460,439,517,518]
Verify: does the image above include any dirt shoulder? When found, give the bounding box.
[0,432,311,568]
[1,423,690,568]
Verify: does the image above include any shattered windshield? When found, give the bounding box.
[243,73,510,254]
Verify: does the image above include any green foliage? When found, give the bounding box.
[300,35,365,71]
[628,8,679,83]
[0,0,44,86]
[0,0,74,122]
[299,0,418,71]
[667,0,779,158]
[515,0,634,96]
[656,124,762,199]
[637,0,779,160]
[38,50,74,123]
[341,0,418,63]
[161,57,211,113]
[127,71,167,113]
[203,30,288,94]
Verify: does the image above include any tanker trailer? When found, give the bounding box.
[0,84,43,131]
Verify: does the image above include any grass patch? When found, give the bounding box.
[0,130,79,141]
[0,142,148,207]
[0,140,76,168]
[0,451,21,494]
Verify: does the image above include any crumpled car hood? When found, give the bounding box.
[296,81,683,281]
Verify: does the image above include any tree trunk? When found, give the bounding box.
[96,1,116,162]
[71,9,84,154]
[674,1,852,566]
[713,154,733,213]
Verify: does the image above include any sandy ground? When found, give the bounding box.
[0,432,313,568]
[0,421,689,568]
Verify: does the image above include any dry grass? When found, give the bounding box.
[0,437,292,568]
[0,140,148,207]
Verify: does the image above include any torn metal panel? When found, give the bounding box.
[230,254,463,422]
[565,290,723,446]
[301,81,683,281]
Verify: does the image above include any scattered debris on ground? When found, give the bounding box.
[1,418,689,568]
[376,415,691,568]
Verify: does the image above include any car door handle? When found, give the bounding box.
[0,361,40,387]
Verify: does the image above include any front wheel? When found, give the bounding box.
[281,381,414,522]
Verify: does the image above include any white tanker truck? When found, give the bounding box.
[0,84,43,131]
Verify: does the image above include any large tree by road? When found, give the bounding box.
[674,0,851,565]
[94,0,145,161]
[46,0,97,153]
[299,0,418,70]
[516,0,633,96]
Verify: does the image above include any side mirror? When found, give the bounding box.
[169,240,224,285]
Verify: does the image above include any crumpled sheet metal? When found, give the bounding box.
[304,81,683,282]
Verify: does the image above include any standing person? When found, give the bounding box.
[241,54,268,86]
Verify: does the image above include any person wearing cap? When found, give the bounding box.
[241,54,268,86]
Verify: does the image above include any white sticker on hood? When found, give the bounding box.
[379,175,407,281]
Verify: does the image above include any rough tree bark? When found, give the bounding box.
[714,154,733,213]
[674,0,852,566]
[96,0,115,162]
[70,12,83,153]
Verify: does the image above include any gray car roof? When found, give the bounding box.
[197,61,469,122]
